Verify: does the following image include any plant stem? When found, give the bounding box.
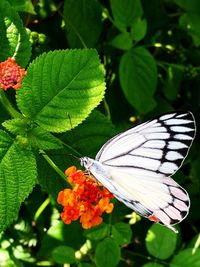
[157,61,185,71]
[34,198,50,222]
[103,98,111,120]
[0,90,22,118]
[36,261,54,266]
[192,233,200,254]
[103,8,118,28]
[40,149,70,185]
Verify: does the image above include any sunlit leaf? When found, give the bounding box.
[7,0,35,14]
[0,0,31,66]
[16,49,106,132]
[38,221,85,258]
[0,134,37,231]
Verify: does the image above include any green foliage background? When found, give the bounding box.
[0,0,199,266]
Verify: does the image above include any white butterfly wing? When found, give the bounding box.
[96,112,195,178]
[93,112,195,230]
[102,166,189,228]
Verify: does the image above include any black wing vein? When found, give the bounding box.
[96,112,196,177]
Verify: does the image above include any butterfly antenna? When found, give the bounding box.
[68,153,80,162]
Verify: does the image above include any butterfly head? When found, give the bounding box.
[80,156,93,170]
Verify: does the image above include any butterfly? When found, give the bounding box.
[80,112,196,232]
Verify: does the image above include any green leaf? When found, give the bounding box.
[170,248,200,267]
[0,130,13,160]
[95,238,120,267]
[0,249,14,267]
[163,65,183,101]
[130,18,147,42]
[12,244,35,264]
[179,13,200,46]
[52,246,76,264]
[145,224,177,260]
[64,0,102,48]
[78,264,94,267]
[0,0,31,66]
[0,139,37,232]
[16,49,106,133]
[27,127,63,150]
[119,47,157,113]
[59,110,116,157]
[187,234,200,249]
[175,0,200,46]
[2,118,28,135]
[2,119,63,150]
[175,0,200,13]
[110,0,143,32]
[38,221,85,258]
[110,32,132,50]
[84,223,109,241]
[112,222,132,245]
[7,0,36,14]
[142,263,165,267]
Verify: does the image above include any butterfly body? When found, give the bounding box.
[80,112,196,232]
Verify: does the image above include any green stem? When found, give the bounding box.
[192,233,200,254]
[0,89,22,118]
[103,98,111,120]
[40,149,70,185]
[103,8,118,28]
[157,61,185,71]
[36,261,54,266]
[34,198,50,222]
[108,213,113,236]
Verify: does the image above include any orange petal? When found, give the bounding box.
[57,189,77,206]
[65,166,77,177]
[61,205,80,224]
[98,198,114,213]
[80,208,102,229]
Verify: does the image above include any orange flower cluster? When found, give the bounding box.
[57,166,114,229]
[0,58,26,90]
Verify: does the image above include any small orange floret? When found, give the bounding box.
[57,189,77,206]
[65,166,86,185]
[65,166,77,176]
[57,166,114,229]
[61,205,80,224]
[0,57,26,90]
[98,197,114,213]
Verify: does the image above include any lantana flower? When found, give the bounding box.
[0,57,26,90]
[57,166,114,229]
